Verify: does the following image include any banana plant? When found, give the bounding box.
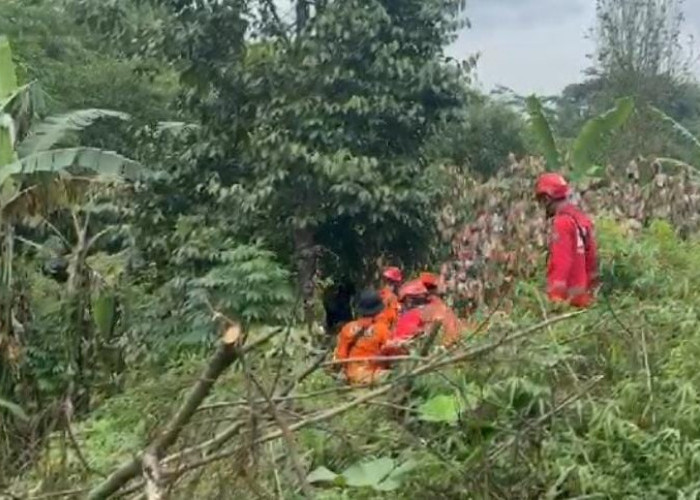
[648,106,700,169]
[0,36,146,402]
[526,95,635,181]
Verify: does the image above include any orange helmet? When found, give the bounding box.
[419,272,440,291]
[382,266,403,283]
[399,280,428,300]
[535,173,570,200]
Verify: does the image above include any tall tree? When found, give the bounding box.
[592,0,692,105]
[556,0,700,166]
[81,0,470,319]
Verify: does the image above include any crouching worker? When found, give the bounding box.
[334,290,391,386]
[419,272,462,347]
[378,266,403,327]
[383,280,431,353]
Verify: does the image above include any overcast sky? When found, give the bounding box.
[447,0,700,96]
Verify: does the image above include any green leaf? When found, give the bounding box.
[649,105,700,159]
[0,117,14,166]
[571,96,634,178]
[342,457,395,488]
[526,95,560,171]
[92,291,116,337]
[155,121,201,134]
[307,466,339,484]
[17,109,130,157]
[418,394,462,423]
[0,397,28,421]
[1,82,39,116]
[0,147,143,187]
[375,459,418,491]
[0,36,18,100]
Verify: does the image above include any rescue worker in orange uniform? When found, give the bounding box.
[378,267,403,327]
[419,272,462,346]
[389,280,430,345]
[334,290,392,385]
[535,173,599,308]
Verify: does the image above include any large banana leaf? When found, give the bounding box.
[1,82,38,115]
[0,147,143,186]
[570,97,634,179]
[0,148,144,219]
[654,157,700,176]
[1,82,44,148]
[0,36,18,100]
[526,95,560,171]
[649,105,700,158]
[0,116,13,166]
[18,109,130,157]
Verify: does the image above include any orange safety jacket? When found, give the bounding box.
[378,287,400,327]
[334,317,391,385]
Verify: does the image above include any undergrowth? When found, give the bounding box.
[10,218,700,499]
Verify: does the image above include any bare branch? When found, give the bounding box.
[244,365,312,497]
[86,323,276,499]
[142,453,165,500]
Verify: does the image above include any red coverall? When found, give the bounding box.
[547,204,598,308]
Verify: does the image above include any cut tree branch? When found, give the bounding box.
[86,326,280,500]
[163,312,586,478]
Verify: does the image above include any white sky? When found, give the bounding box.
[277,0,700,96]
[446,0,700,96]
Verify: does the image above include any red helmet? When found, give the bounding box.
[419,272,440,290]
[382,267,403,283]
[535,173,570,200]
[399,280,428,300]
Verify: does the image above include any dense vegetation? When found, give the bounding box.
[1,0,699,498]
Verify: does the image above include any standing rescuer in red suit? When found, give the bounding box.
[535,173,599,308]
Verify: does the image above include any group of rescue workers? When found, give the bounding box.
[332,172,599,385]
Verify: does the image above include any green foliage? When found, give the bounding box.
[3,0,700,498]
[418,393,462,423]
[17,109,129,157]
[0,396,27,421]
[648,105,700,165]
[526,95,560,171]
[0,147,142,184]
[571,96,635,179]
[91,290,116,337]
[189,243,294,327]
[425,95,527,177]
[307,457,417,492]
[0,36,17,99]
[0,119,12,166]
[86,0,470,287]
[526,95,635,178]
[552,0,700,171]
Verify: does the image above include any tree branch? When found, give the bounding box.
[164,312,586,478]
[86,325,278,500]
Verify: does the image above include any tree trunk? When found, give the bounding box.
[295,0,310,34]
[293,227,318,328]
